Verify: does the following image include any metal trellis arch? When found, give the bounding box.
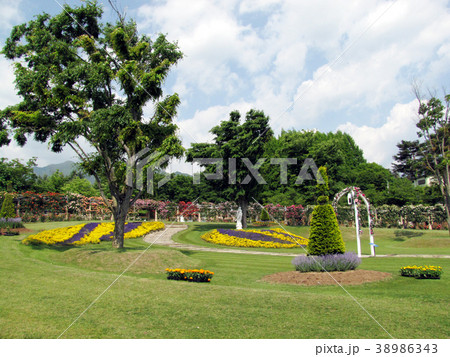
[332,187,376,257]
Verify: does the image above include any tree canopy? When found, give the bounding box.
[187,109,273,228]
[0,157,37,192]
[392,140,425,180]
[261,130,366,204]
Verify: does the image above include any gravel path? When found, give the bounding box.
[143,224,450,258]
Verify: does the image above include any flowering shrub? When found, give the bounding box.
[292,252,361,272]
[166,268,214,282]
[201,228,308,248]
[400,265,442,279]
[22,221,164,245]
[178,201,199,219]
[5,189,449,228]
[19,191,68,215]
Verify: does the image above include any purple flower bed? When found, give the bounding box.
[217,228,293,244]
[63,222,100,244]
[292,252,361,272]
[262,229,307,245]
[0,217,24,229]
[99,222,143,241]
[0,217,22,223]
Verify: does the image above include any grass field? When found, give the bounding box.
[0,221,448,339]
[174,222,450,256]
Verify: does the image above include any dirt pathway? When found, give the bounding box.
[143,224,450,258]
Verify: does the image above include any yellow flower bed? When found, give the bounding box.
[72,221,166,245]
[127,221,165,238]
[23,221,165,246]
[22,224,86,245]
[246,228,309,245]
[166,268,214,282]
[400,265,442,279]
[201,228,308,249]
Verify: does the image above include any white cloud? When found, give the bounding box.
[0,57,18,109]
[243,0,447,129]
[337,100,419,167]
[137,0,274,104]
[0,0,22,30]
[3,0,450,170]
[238,0,279,14]
[136,0,450,161]
[137,0,450,130]
[176,101,254,146]
[2,139,79,167]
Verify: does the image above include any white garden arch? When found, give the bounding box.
[332,187,376,257]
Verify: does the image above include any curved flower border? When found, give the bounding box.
[201,228,308,249]
[22,221,164,246]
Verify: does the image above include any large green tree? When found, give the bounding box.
[0,157,37,192]
[61,177,99,197]
[392,140,424,180]
[415,92,450,233]
[0,1,183,247]
[187,109,273,228]
[261,130,366,205]
[34,170,71,193]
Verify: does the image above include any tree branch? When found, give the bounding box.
[67,141,113,211]
[108,0,126,26]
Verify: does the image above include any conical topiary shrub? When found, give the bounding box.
[0,194,16,218]
[307,167,345,256]
[260,209,270,222]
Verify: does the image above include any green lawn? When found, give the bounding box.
[0,221,448,338]
[173,222,450,256]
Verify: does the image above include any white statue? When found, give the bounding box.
[236,207,243,230]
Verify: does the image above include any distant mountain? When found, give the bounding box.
[173,171,191,177]
[33,161,191,183]
[33,161,79,177]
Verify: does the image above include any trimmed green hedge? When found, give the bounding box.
[0,194,15,218]
[307,197,345,256]
[260,209,270,221]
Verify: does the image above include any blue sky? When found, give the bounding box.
[1,0,450,172]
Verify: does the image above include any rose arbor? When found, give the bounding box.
[333,187,376,257]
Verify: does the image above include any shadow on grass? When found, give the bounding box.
[26,242,146,253]
[189,222,236,233]
[27,244,74,252]
[393,230,424,241]
[179,249,197,256]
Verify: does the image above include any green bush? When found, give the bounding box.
[307,167,345,256]
[260,209,270,222]
[307,200,345,255]
[0,194,15,218]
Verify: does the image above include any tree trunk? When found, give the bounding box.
[112,200,130,248]
[239,199,248,229]
[443,194,450,236]
[437,172,450,236]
